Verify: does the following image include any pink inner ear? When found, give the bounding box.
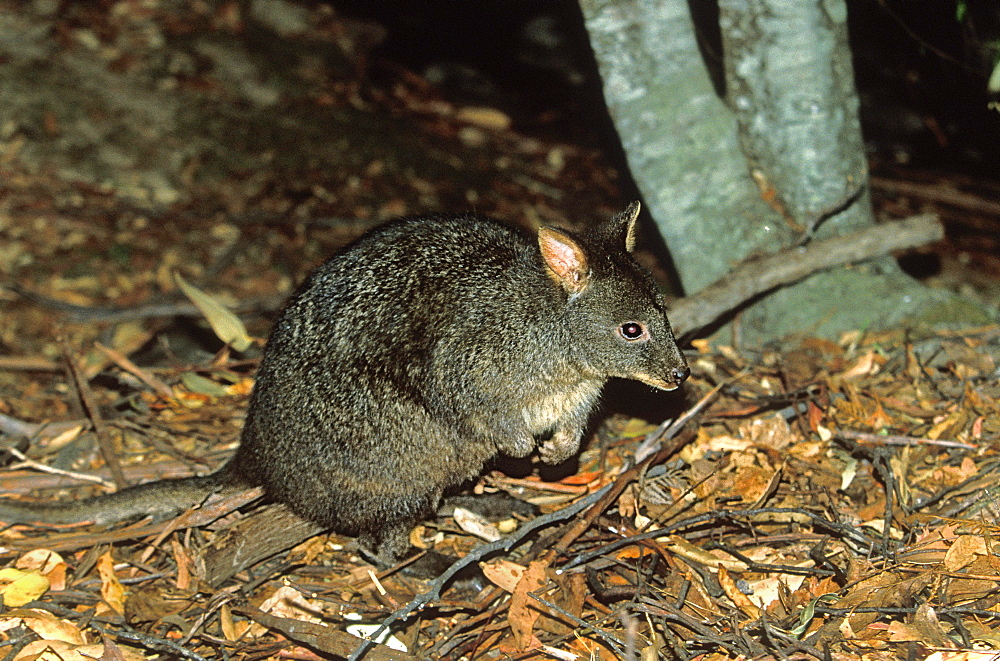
[540,230,586,281]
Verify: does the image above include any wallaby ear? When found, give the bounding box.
[611,201,641,252]
[538,227,590,295]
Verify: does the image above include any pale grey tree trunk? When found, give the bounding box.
[580,0,961,344]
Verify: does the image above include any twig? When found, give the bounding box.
[635,372,740,463]
[350,417,701,659]
[562,507,876,571]
[59,338,127,489]
[872,176,1000,217]
[89,621,208,661]
[94,342,174,398]
[554,427,697,556]
[3,446,115,489]
[0,355,60,371]
[837,429,976,450]
[235,603,419,661]
[633,600,748,657]
[530,592,626,657]
[759,623,826,660]
[7,282,285,324]
[7,283,203,322]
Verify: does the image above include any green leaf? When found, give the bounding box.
[174,272,253,352]
[180,372,231,397]
[989,56,1000,94]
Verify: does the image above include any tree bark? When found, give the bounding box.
[579,0,965,344]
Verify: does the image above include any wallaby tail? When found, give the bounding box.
[0,474,229,526]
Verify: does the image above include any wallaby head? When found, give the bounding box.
[537,202,689,391]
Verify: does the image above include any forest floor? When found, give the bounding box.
[2,1,1000,660]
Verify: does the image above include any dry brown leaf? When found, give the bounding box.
[885,620,926,642]
[910,602,956,648]
[904,525,957,565]
[842,350,884,380]
[100,636,129,661]
[6,608,86,645]
[95,552,125,616]
[15,549,64,575]
[926,652,1000,661]
[540,570,587,635]
[453,506,503,542]
[259,585,323,623]
[481,558,525,593]
[219,603,238,642]
[944,534,989,572]
[732,464,780,506]
[14,640,105,661]
[508,559,548,651]
[717,565,762,619]
[171,536,192,591]
[943,555,1000,603]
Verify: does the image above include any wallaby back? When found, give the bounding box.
[0,204,687,565]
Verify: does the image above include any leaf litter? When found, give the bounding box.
[0,3,998,658]
[0,318,998,660]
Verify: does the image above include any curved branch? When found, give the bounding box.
[668,214,944,338]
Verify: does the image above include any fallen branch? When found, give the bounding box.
[668,214,944,338]
[198,502,327,586]
[235,604,417,661]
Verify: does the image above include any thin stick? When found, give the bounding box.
[837,429,976,450]
[94,342,174,398]
[59,338,127,489]
[4,446,115,489]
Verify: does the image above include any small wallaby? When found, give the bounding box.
[0,203,688,564]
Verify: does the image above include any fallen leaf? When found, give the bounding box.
[179,372,231,397]
[885,620,925,641]
[259,585,322,623]
[0,568,50,607]
[944,534,988,572]
[481,558,525,593]
[509,560,548,651]
[7,608,86,645]
[13,640,104,661]
[96,552,125,616]
[453,506,502,542]
[717,565,762,619]
[174,271,253,351]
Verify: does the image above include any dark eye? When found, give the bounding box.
[618,321,648,341]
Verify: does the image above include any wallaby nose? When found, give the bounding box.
[672,365,690,385]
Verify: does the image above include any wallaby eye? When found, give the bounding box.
[618,321,648,341]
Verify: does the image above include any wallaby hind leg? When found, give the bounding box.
[357,521,415,567]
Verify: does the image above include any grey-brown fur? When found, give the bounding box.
[0,204,687,564]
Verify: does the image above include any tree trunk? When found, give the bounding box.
[579,0,966,345]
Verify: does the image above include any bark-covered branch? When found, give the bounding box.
[668,214,944,338]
